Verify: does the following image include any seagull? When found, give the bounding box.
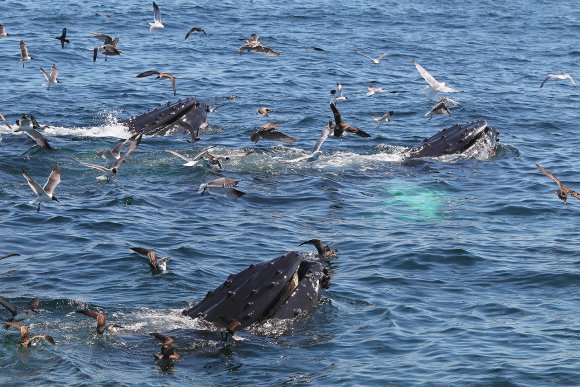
[96,133,140,168]
[30,115,49,129]
[329,102,371,137]
[21,165,60,212]
[354,49,387,64]
[330,83,348,103]
[257,107,273,117]
[299,239,337,259]
[285,120,333,163]
[150,333,181,361]
[250,122,297,144]
[371,111,394,128]
[0,112,12,129]
[0,24,7,37]
[0,297,39,325]
[136,70,176,96]
[131,247,170,272]
[149,2,165,31]
[239,44,280,56]
[413,60,460,93]
[76,133,142,181]
[14,115,52,149]
[536,163,580,203]
[198,177,245,198]
[540,73,576,88]
[366,84,385,97]
[0,253,20,261]
[165,146,216,167]
[55,28,69,49]
[240,33,261,46]
[92,33,121,62]
[20,40,32,67]
[425,100,453,119]
[40,63,61,89]
[185,26,206,39]
[4,322,55,347]
[75,309,123,335]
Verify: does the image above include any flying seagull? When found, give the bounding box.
[14,114,52,148]
[76,133,142,181]
[21,165,60,212]
[131,247,170,272]
[165,146,216,167]
[366,84,385,97]
[371,111,394,128]
[185,27,206,39]
[40,63,61,89]
[425,100,453,119]
[149,1,165,31]
[198,177,245,198]
[20,40,32,67]
[257,107,273,117]
[536,163,580,203]
[96,133,141,168]
[136,70,176,96]
[354,49,387,64]
[330,102,371,137]
[413,60,460,93]
[540,73,575,88]
[285,120,333,163]
[250,122,297,144]
[55,28,70,49]
[330,83,348,103]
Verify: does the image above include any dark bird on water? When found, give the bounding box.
[299,239,338,259]
[55,28,70,49]
[250,122,297,144]
[4,322,55,347]
[0,296,39,326]
[329,102,371,138]
[131,247,170,272]
[76,309,123,334]
[536,163,580,203]
[150,332,181,361]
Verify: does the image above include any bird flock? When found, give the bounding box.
[1,0,578,368]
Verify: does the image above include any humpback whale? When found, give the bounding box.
[408,120,499,160]
[123,98,208,138]
[184,252,330,331]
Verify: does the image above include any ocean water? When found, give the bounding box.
[1,0,579,385]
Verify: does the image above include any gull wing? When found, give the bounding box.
[207,177,238,188]
[110,133,140,157]
[536,163,567,190]
[24,128,52,148]
[136,70,160,78]
[50,64,58,82]
[153,1,161,23]
[329,102,343,126]
[261,130,297,143]
[43,165,61,196]
[165,149,193,162]
[92,33,113,44]
[40,67,50,82]
[354,49,373,61]
[113,133,142,168]
[0,112,12,129]
[77,160,110,172]
[21,171,44,196]
[414,60,440,89]
[19,40,29,59]
[313,121,332,153]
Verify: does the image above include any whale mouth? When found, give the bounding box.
[185,252,330,331]
[409,120,499,159]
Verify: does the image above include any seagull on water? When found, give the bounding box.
[149,1,165,31]
[185,26,206,39]
[198,177,245,198]
[165,146,217,167]
[136,70,176,96]
[371,111,394,128]
[413,60,460,93]
[76,133,142,181]
[55,28,70,49]
[76,309,123,335]
[22,166,60,212]
[0,24,8,37]
[20,40,32,67]
[354,49,387,64]
[40,63,61,89]
[0,297,39,325]
[131,247,170,272]
[536,163,580,203]
[14,114,53,149]
[330,102,371,137]
[4,322,55,347]
[540,73,575,88]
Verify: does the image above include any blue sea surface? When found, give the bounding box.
[1,0,579,385]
